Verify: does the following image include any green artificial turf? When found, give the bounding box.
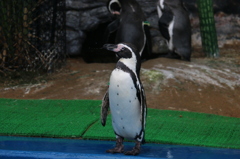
[0,98,240,149]
[0,98,100,137]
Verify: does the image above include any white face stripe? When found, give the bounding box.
[118,43,137,73]
[109,0,121,13]
[168,16,175,50]
[157,0,164,18]
[140,22,146,56]
[157,5,163,18]
[117,44,135,56]
[159,0,164,9]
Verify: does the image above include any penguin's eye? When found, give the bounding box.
[121,47,126,51]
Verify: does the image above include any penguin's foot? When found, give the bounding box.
[124,141,141,156]
[106,145,124,153]
[106,137,124,154]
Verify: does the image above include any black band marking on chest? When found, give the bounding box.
[116,61,141,102]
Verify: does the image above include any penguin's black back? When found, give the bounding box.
[158,0,191,61]
[158,4,173,41]
[116,0,146,51]
[171,1,191,61]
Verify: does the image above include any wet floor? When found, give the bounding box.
[1,136,240,159]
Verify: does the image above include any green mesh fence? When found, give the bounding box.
[0,0,66,75]
[197,0,219,57]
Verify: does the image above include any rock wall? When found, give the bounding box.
[66,0,240,56]
[66,0,111,56]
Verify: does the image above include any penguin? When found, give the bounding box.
[101,43,147,156]
[104,0,152,60]
[157,0,192,61]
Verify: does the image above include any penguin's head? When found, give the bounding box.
[108,0,121,15]
[103,43,139,60]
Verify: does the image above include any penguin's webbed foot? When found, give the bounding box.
[124,147,140,156]
[124,141,141,156]
[106,137,124,154]
[106,145,124,153]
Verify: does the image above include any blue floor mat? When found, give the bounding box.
[1,136,240,159]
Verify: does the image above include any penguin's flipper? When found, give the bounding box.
[158,5,174,41]
[101,89,110,126]
[103,19,120,43]
[139,81,147,144]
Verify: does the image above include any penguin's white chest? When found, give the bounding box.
[109,69,142,140]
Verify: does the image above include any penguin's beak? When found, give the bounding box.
[103,44,118,52]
